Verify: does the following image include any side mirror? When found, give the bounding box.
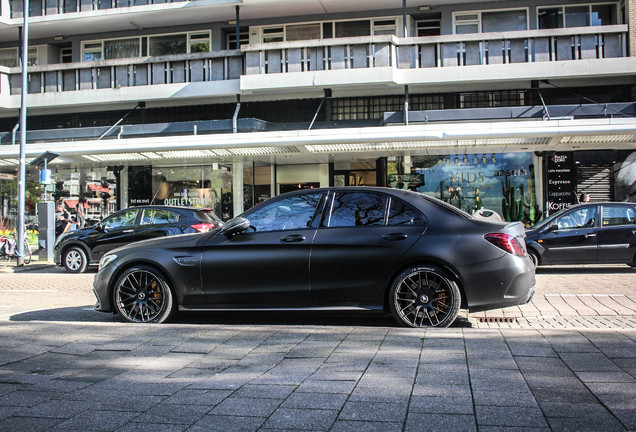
[98,223,109,233]
[219,217,250,237]
[547,224,558,232]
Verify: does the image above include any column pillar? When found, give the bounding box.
[233,161,244,217]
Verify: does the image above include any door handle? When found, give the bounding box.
[585,233,597,238]
[382,233,408,241]
[123,229,134,233]
[281,234,305,243]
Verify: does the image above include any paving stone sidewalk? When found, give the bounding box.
[1,320,636,432]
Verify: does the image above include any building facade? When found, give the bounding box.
[0,0,635,227]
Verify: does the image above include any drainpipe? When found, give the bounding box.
[235,6,240,49]
[402,0,407,37]
[232,95,241,133]
[404,85,409,126]
[11,123,19,146]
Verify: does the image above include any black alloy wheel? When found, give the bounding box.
[63,246,87,273]
[389,265,461,328]
[113,265,175,323]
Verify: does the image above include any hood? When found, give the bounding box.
[109,232,204,255]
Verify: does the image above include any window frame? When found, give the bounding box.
[452,7,530,34]
[601,205,636,227]
[81,30,212,62]
[537,2,620,28]
[258,16,399,43]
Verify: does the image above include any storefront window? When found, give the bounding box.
[151,165,233,221]
[1,166,116,231]
[388,153,541,225]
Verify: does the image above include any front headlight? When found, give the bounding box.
[98,254,118,271]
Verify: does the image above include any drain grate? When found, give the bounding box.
[477,317,518,323]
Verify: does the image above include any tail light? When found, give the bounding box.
[191,223,216,233]
[484,233,525,257]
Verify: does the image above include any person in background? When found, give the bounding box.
[56,200,75,235]
[76,197,86,229]
[579,193,591,203]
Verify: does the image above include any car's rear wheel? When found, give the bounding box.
[63,246,87,273]
[389,265,460,328]
[113,265,175,323]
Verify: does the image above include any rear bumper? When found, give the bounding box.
[457,254,536,313]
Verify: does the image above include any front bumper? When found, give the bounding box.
[92,262,119,313]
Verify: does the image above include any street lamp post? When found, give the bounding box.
[17,0,29,266]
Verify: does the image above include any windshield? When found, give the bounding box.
[528,207,568,230]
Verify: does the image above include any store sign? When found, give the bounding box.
[128,165,152,206]
[546,152,577,212]
[388,173,424,188]
[0,173,15,180]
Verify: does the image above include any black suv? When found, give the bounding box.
[54,205,222,273]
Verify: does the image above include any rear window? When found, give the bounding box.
[418,193,472,219]
[195,209,222,223]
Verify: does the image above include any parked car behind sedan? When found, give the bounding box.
[93,187,535,327]
[54,205,222,273]
[525,202,636,267]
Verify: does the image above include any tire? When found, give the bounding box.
[389,265,461,328]
[528,250,539,268]
[113,265,175,323]
[63,246,87,273]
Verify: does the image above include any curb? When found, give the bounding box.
[0,263,57,273]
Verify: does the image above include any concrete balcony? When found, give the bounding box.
[0,26,633,110]
[241,25,634,93]
[9,0,186,18]
[1,50,242,109]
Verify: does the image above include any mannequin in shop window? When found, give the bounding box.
[151,175,169,205]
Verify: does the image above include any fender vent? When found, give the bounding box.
[477,317,518,323]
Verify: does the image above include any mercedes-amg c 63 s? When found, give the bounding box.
[93,187,535,327]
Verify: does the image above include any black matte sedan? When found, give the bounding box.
[55,205,222,273]
[93,187,535,327]
[525,202,636,267]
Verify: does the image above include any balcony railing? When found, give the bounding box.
[2,25,629,97]
[9,0,186,18]
[8,50,242,95]
[243,25,628,74]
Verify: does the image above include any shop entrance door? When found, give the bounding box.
[332,170,377,187]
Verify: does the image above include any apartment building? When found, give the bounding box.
[0,0,634,226]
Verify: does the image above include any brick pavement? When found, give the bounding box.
[0,264,635,431]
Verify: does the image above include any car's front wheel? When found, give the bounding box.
[113,265,175,323]
[63,246,87,273]
[389,265,460,328]
[528,250,539,268]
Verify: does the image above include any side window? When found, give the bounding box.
[104,209,139,228]
[328,192,387,227]
[141,209,179,225]
[388,198,425,226]
[556,207,596,230]
[602,206,636,227]
[247,194,321,232]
